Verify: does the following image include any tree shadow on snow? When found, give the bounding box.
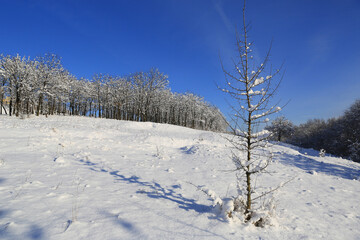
[27,224,44,240]
[77,158,211,214]
[78,159,97,166]
[0,178,6,184]
[99,210,145,238]
[106,172,229,239]
[76,158,232,239]
[0,222,44,240]
[0,209,10,218]
[277,153,360,180]
[111,169,211,214]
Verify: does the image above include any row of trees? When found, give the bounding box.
[266,100,360,162]
[0,54,227,132]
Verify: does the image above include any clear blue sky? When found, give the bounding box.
[1,0,359,124]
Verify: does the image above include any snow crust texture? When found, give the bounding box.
[0,115,359,239]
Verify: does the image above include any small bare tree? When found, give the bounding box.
[219,0,283,224]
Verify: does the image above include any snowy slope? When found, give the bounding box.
[0,115,359,240]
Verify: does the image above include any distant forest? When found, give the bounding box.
[266,100,360,162]
[0,54,227,132]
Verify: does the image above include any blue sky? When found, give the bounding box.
[1,0,359,124]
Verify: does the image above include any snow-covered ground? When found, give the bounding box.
[0,115,359,240]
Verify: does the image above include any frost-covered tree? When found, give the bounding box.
[0,53,227,132]
[0,54,34,116]
[219,1,283,225]
[34,54,64,116]
[276,99,360,162]
[265,116,294,141]
[288,118,328,150]
[0,56,8,114]
[341,99,360,162]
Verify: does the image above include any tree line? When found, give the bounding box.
[0,53,227,132]
[266,100,360,162]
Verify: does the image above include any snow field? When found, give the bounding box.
[0,115,359,239]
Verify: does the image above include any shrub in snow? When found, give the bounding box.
[307,170,317,175]
[199,185,278,227]
[319,149,326,157]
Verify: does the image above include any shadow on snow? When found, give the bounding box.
[78,158,211,214]
[99,210,145,238]
[0,221,44,240]
[77,158,230,239]
[277,153,360,180]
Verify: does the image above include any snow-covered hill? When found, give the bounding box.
[0,115,359,239]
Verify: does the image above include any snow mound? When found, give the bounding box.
[54,156,67,164]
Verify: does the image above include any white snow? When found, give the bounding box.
[253,77,264,87]
[251,129,271,138]
[0,115,359,239]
